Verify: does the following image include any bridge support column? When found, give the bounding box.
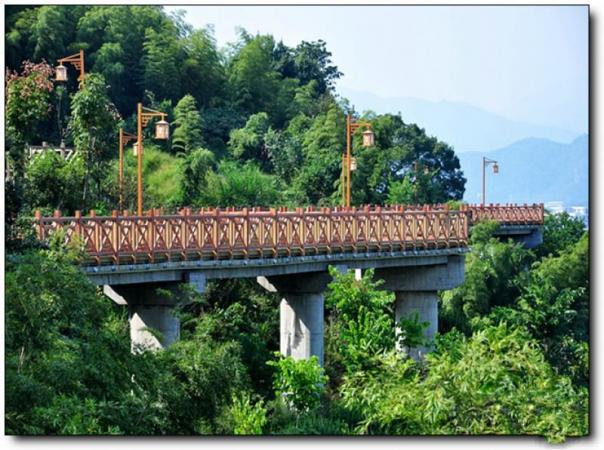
[104,272,205,351]
[394,291,438,359]
[258,271,334,366]
[375,255,465,360]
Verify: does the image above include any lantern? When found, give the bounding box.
[55,64,68,82]
[133,142,140,156]
[362,129,375,147]
[155,119,169,140]
[350,157,357,171]
[493,163,499,174]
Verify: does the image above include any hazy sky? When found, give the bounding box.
[166,5,588,133]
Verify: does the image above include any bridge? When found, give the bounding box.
[34,203,544,362]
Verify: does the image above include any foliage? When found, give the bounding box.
[171,94,204,155]
[24,151,86,213]
[536,211,586,258]
[228,112,271,167]
[199,161,282,207]
[325,268,395,377]
[440,221,531,334]
[267,355,328,413]
[180,148,216,206]
[221,393,268,435]
[340,323,588,442]
[5,60,55,145]
[397,311,430,350]
[490,233,589,385]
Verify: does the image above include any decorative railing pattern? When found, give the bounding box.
[465,203,544,225]
[34,206,470,266]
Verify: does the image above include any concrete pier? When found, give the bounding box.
[258,272,332,366]
[104,277,205,351]
[376,255,465,359]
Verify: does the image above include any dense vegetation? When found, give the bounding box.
[5,5,589,441]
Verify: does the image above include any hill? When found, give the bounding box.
[458,135,588,206]
[339,87,581,152]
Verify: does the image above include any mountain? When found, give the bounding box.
[458,135,588,206]
[338,87,581,153]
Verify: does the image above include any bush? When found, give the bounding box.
[267,354,327,413]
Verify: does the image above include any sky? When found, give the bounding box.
[166,5,588,133]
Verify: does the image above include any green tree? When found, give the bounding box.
[228,112,271,166]
[68,73,119,207]
[440,221,531,334]
[325,268,395,379]
[293,40,342,94]
[267,355,328,412]
[291,103,345,205]
[172,94,204,155]
[181,28,226,107]
[24,151,86,213]
[180,148,216,205]
[536,211,586,258]
[142,23,183,103]
[340,323,588,442]
[490,234,589,385]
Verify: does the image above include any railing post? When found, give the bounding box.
[149,208,156,261]
[112,210,119,263]
[89,210,97,256]
[34,210,42,239]
[74,210,82,239]
[243,207,249,252]
[271,207,278,252]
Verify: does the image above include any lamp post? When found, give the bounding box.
[118,128,137,211]
[481,157,499,205]
[136,103,169,216]
[55,50,85,84]
[343,113,374,207]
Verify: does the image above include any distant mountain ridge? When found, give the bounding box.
[339,87,581,153]
[458,135,588,206]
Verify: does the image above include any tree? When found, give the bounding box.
[68,73,119,206]
[293,40,342,94]
[291,103,345,205]
[351,113,466,205]
[180,148,216,205]
[227,34,293,123]
[536,211,586,258]
[264,127,303,183]
[340,323,588,442]
[141,23,183,102]
[172,94,204,155]
[267,355,328,412]
[228,112,270,166]
[440,221,531,334]
[325,268,395,378]
[181,28,226,107]
[489,233,589,386]
[24,151,86,213]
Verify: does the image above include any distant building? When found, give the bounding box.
[544,201,565,214]
[28,141,76,161]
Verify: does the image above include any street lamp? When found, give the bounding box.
[118,128,137,211]
[342,113,374,207]
[482,157,499,205]
[55,50,85,83]
[136,103,169,215]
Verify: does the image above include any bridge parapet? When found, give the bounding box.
[34,206,470,266]
[465,203,544,225]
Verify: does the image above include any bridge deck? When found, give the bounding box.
[34,203,543,267]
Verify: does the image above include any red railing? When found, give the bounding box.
[34,206,470,266]
[465,203,544,225]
